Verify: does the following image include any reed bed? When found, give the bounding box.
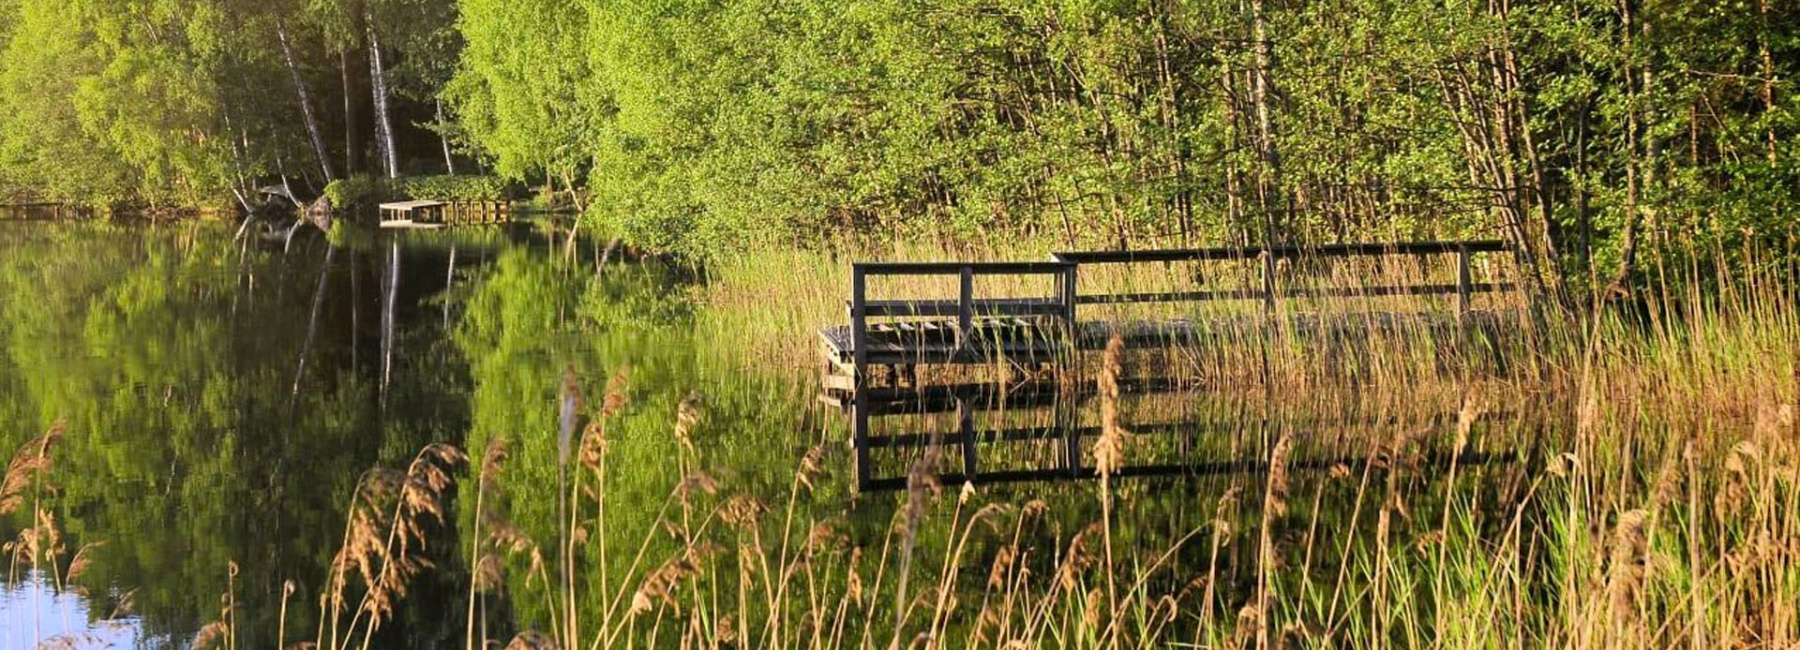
[296,247,1794,646]
[4,242,1795,649]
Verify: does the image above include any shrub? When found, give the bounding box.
[321,175,521,212]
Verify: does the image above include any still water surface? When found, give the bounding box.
[0,222,1533,648]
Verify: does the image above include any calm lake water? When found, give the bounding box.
[0,221,1542,648]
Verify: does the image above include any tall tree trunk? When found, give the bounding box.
[277,18,337,182]
[367,17,400,179]
[1151,3,1191,242]
[1249,0,1287,247]
[1759,0,1777,164]
[341,48,367,175]
[1606,0,1645,301]
[1496,0,1563,297]
[1576,102,1593,283]
[437,99,456,175]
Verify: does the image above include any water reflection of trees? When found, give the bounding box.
[0,225,456,646]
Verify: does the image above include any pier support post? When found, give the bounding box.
[956,266,974,357]
[852,266,871,491]
[957,394,976,479]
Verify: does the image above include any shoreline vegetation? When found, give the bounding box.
[3,226,1796,648]
[0,0,1797,646]
[0,1,1794,286]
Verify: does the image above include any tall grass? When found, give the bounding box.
[5,242,1795,648]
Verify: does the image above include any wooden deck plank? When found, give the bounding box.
[818,309,1513,364]
[378,200,449,210]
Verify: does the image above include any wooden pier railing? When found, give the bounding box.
[822,239,1520,491]
[1051,239,1511,316]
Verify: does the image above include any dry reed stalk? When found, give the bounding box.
[1249,433,1293,650]
[889,444,943,650]
[466,435,514,650]
[0,421,64,516]
[580,366,628,650]
[1201,485,1244,631]
[1649,438,1687,514]
[194,563,239,650]
[279,580,297,650]
[63,541,101,595]
[1228,602,1261,650]
[1091,335,1128,648]
[630,553,703,616]
[322,443,466,650]
[1095,335,1128,478]
[4,421,70,597]
[927,501,1011,643]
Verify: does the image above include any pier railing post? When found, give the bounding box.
[851,266,871,491]
[957,266,974,356]
[1061,263,1079,344]
[1456,243,1472,316]
[957,395,976,480]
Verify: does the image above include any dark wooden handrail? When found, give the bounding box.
[853,297,1071,318]
[1053,239,1514,314]
[1049,239,1508,264]
[840,240,1515,490]
[854,261,1075,275]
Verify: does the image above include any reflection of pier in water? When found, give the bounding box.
[828,380,1518,491]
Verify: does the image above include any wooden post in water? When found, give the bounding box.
[957,394,976,479]
[851,266,871,491]
[957,266,974,355]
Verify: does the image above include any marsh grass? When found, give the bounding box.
[646,241,1794,647]
[4,241,1796,649]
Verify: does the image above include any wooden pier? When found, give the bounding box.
[820,239,1520,491]
[379,199,513,229]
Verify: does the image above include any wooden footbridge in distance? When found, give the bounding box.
[378,199,514,229]
[817,239,1521,491]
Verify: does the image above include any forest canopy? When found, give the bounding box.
[0,0,1795,285]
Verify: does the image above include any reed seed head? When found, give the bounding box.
[1265,434,1293,519]
[1,421,64,516]
[503,631,559,650]
[601,366,631,418]
[1096,335,1128,477]
[1605,509,1650,625]
[674,391,704,452]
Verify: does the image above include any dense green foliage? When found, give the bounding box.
[443,0,1800,284]
[0,0,459,207]
[0,0,1794,288]
[322,173,519,209]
